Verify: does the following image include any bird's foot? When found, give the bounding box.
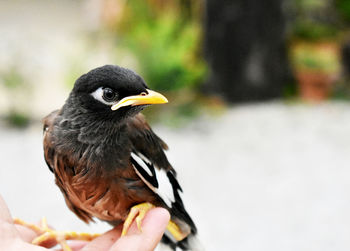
[122,202,187,241]
[122,202,155,236]
[14,217,100,251]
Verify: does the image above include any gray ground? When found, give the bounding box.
[1,101,350,251]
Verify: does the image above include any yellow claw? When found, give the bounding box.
[14,217,44,234]
[121,202,188,241]
[122,202,155,236]
[14,217,100,251]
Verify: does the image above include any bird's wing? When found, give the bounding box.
[126,114,183,206]
[126,113,170,168]
[126,115,196,232]
[127,114,197,240]
[130,151,182,208]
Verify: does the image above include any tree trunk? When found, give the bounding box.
[204,0,291,102]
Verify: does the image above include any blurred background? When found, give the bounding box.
[1,0,350,250]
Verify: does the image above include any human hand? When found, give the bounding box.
[0,195,170,251]
[76,207,170,251]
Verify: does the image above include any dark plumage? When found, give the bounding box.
[43,65,198,250]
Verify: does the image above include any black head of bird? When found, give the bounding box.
[64,65,168,124]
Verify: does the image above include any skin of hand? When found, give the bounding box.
[0,195,170,251]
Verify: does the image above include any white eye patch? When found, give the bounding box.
[90,87,115,106]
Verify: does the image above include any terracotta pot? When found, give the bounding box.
[296,70,335,102]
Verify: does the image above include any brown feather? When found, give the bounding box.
[43,111,159,225]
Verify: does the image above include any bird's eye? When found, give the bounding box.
[102,88,117,102]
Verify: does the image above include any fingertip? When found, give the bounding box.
[0,195,12,223]
[149,207,170,224]
[141,207,170,237]
[14,224,38,243]
[110,208,170,251]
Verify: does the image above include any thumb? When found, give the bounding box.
[0,195,13,224]
[0,195,22,243]
[111,207,170,251]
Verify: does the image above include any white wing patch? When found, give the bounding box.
[154,168,175,207]
[131,151,176,208]
[131,152,153,177]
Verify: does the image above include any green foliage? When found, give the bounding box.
[0,66,31,128]
[292,0,339,40]
[1,66,24,89]
[293,21,338,40]
[5,111,30,128]
[335,0,350,23]
[283,81,298,98]
[117,0,206,92]
[291,42,340,74]
[294,0,327,10]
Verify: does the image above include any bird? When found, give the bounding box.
[17,65,199,251]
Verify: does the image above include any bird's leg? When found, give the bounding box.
[14,217,100,251]
[121,202,187,241]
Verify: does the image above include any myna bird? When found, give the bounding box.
[17,65,199,250]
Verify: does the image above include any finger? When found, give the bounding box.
[134,208,170,250]
[54,241,88,251]
[138,208,170,248]
[0,195,20,241]
[15,224,38,242]
[15,227,58,249]
[111,208,170,251]
[68,241,89,251]
[0,195,48,251]
[81,228,120,251]
[0,195,13,223]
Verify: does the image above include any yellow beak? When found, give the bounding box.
[111,89,168,111]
